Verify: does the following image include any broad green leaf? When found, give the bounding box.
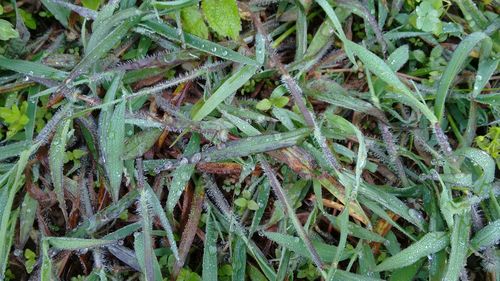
[0,19,19,40]
[387,44,409,71]
[201,0,241,40]
[375,232,449,271]
[181,5,208,39]
[82,0,100,10]
[192,65,257,121]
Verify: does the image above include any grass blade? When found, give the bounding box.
[443,213,471,281]
[192,65,258,121]
[260,156,326,278]
[166,133,199,217]
[98,74,126,201]
[48,118,72,223]
[202,208,218,280]
[345,40,437,123]
[435,32,491,122]
[375,232,449,271]
[46,237,116,250]
[141,20,259,66]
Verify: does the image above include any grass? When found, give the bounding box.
[0,0,499,280]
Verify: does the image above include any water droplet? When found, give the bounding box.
[13,249,22,257]
[179,158,189,165]
[190,153,201,164]
[221,50,228,56]
[211,47,217,52]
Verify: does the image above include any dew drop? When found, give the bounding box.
[13,249,22,257]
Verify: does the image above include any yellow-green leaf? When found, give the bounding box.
[181,6,208,39]
[201,0,241,40]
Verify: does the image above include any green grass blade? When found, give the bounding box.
[201,128,310,162]
[443,213,471,281]
[192,65,258,121]
[0,56,68,80]
[345,40,437,123]
[470,219,500,250]
[123,128,162,160]
[145,186,179,261]
[314,0,356,64]
[40,239,53,281]
[260,157,326,277]
[141,20,259,66]
[264,231,353,263]
[232,235,247,280]
[49,118,72,222]
[46,237,116,249]
[98,74,126,202]
[435,32,490,122]
[166,133,199,217]
[375,232,449,271]
[202,208,218,281]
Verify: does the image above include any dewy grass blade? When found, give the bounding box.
[98,74,126,202]
[166,133,199,217]
[202,208,218,281]
[192,65,258,121]
[314,0,356,64]
[45,237,117,250]
[263,231,353,263]
[375,232,449,271]
[470,219,500,250]
[200,128,310,161]
[345,40,437,124]
[123,129,162,160]
[0,56,68,80]
[443,213,471,281]
[141,20,259,66]
[260,156,326,278]
[49,118,72,223]
[137,188,160,281]
[435,32,491,123]
[144,186,179,261]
